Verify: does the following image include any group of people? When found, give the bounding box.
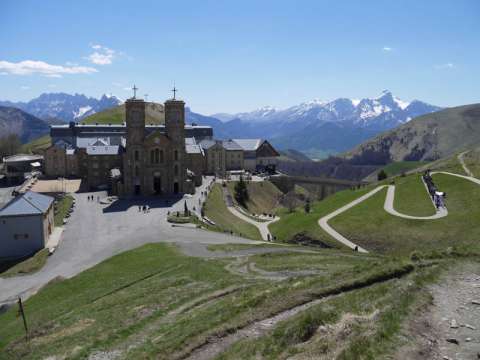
[423,170,446,209]
[87,195,99,202]
[138,205,150,213]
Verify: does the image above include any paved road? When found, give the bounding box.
[220,186,280,241]
[0,177,260,306]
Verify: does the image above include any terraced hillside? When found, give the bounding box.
[1,241,445,359]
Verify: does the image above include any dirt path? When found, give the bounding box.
[458,151,474,177]
[396,262,480,360]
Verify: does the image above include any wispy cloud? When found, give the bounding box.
[434,62,455,70]
[20,85,30,90]
[382,46,393,52]
[48,84,57,88]
[87,44,116,65]
[113,82,133,91]
[0,60,97,77]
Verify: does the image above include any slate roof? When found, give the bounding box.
[0,191,54,217]
[232,139,264,151]
[222,140,243,151]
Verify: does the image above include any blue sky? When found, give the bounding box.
[0,0,479,114]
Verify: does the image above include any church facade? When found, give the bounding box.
[122,98,187,196]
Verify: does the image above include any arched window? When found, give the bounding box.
[160,150,164,163]
[150,150,154,164]
[135,150,139,161]
[155,149,159,164]
[174,164,179,176]
[174,150,178,161]
[135,166,139,177]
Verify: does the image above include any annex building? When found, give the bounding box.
[45,95,279,196]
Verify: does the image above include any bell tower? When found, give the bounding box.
[124,88,146,196]
[164,88,186,194]
[125,98,145,146]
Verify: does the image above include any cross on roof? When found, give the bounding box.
[172,84,178,100]
[132,85,138,99]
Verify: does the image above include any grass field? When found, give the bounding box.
[393,174,436,217]
[269,186,373,248]
[462,147,480,177]
[204,184,262,240]
[0,242,432,359]
[226,180,283,215]
[381,161,428,177]
[54,195,74,227]
[82,103,164,125]
[0,249,49,278]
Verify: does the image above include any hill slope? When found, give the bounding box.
[345,103,480,164]
[0,106,50,142]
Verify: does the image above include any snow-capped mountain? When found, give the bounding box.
[214,91,439,130]
[210,91,442,155]
[0,93,122,122]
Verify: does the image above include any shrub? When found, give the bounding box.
[377,169,388,181]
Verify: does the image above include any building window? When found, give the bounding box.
[150,150,154,164]
[155,149,160,164]
[135,150,139,161]
[160,150,164,163]
[174,164,179,176]
[135,166,139,177]
[174,150,178,161]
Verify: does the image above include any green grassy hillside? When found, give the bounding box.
[204,184,262,240]
[330,173,480,255]
[82,102,164,125]
[226,180,283,215]
[346,103,480,163]
[1,241,444,359]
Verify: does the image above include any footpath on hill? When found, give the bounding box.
[317,163,479,253]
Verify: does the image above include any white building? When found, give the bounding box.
[0,191,54,259]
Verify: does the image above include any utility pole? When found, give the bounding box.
[17,297,29,341]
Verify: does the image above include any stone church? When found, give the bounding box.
[122,98,187,196]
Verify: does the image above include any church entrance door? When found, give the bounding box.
[154,176,162,195]
[173,182,179,194]
[134,185,141,195]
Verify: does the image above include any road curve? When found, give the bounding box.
[226,202,280,241]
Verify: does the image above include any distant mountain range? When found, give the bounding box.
[210,90,442,157]
[1,91,442,157]
[0,93,122,122]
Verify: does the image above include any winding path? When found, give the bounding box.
[221,186,280,241]
[318,170,479,253]
[458,151,474,177]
